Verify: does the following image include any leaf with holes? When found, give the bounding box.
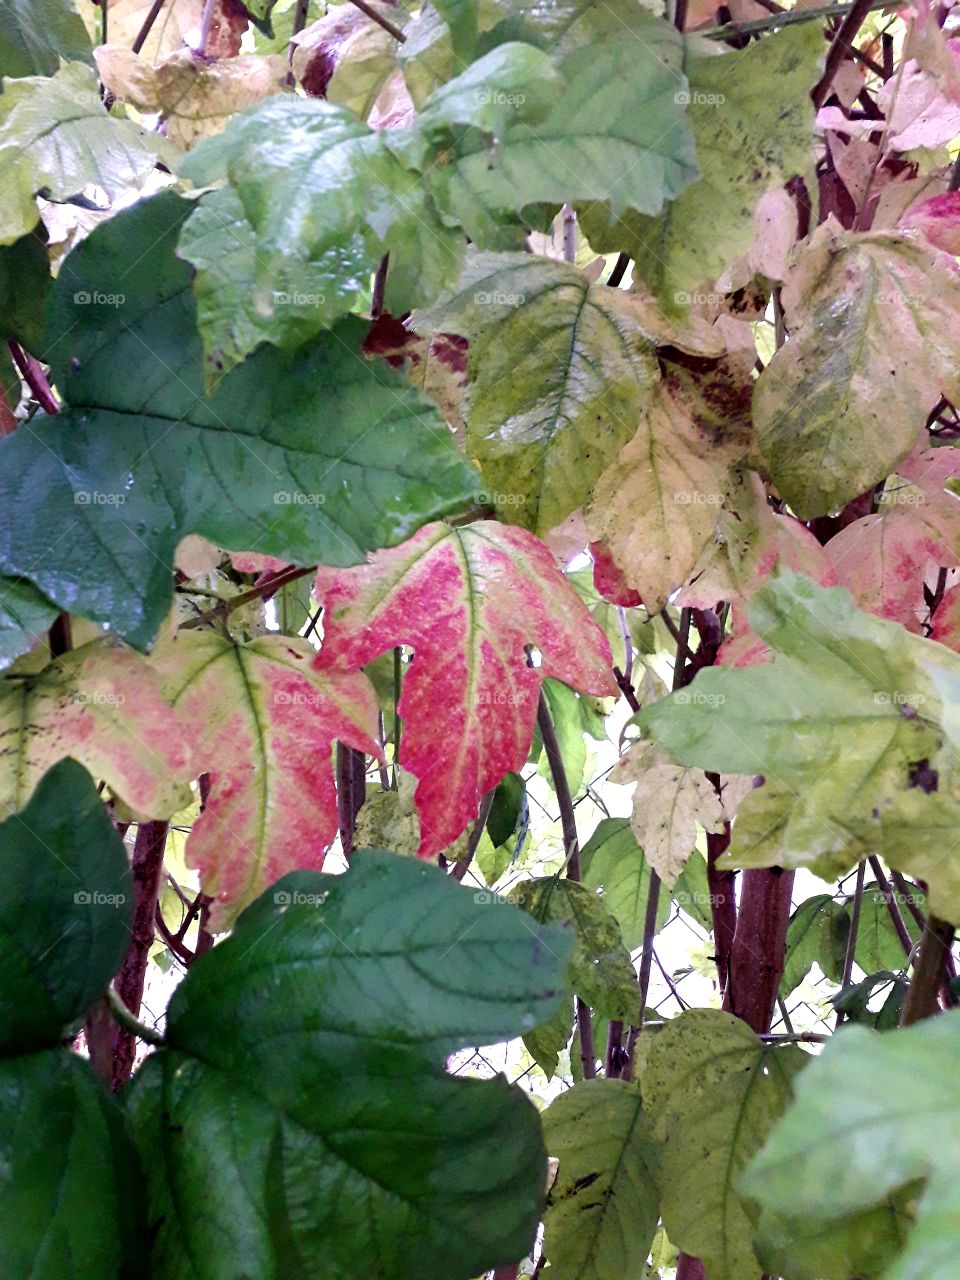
[315,520,616,855]
[151,628,380,925]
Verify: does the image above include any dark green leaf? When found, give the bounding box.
[0,0,92,77]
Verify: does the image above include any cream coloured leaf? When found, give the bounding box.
[292,1,399,119]
[152,629,381,925]
[611,741,725,889]
[95,46,287,148]
[0,640,191,820]
[585,373,741,612]
[97,0,247,61]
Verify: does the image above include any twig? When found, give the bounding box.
[868,856,914,956]
[451,789,496,882]
[902,916,956,1025]
[889,869,928,932]
[701,0,893,41]
[812,0,876,108]
[536,689,596,1079]
[336,743,367,858]
[197,0,219,56]
[181,564,316,629]
[7,340,59,415]
[132,0,169,53]
[347,0,406,42]
[836,859,866,1026]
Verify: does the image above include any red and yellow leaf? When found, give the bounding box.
[152,630,381,925]
[315,521,617,855]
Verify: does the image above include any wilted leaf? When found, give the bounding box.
[99,0,248,61]
[95,45,288,148]
[152,629,380,924]
[292,0,400,117]
[642,1008,808,1280]
[316,520,616,855]
[542,1079,660,1280]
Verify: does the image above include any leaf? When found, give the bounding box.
[152,629,380,925]
[742,1010,960,1280]
[0,760,132,1052]
[0,191,480,648]
[99,0,248,61]
[179,92,464,338]
[639,573,960,920]
[0,1051,146,1278]
[510,878,638,1019]
[854,884,921,974]
[315,520,616,855]
[581,817,669,950]
[579,23,821,311]
[754,1195,914,1280]
[0,638,191,820]
[754,220,960,518]
[542,1079,660,1280]
[0,0,92,77]
[0,577,57,672]
[486,769,525,848]
[404,20,698,248]
[584,372,740,612]
[536,677,589,797]
[0,62,173,244]
[414,252,659,533]
[94,45,288,149]
[611,742,725,889]
[362,312,468,440]
[780,894,851,997]
[127,849,573,1280]
[292,0,400,117]
[0,224,51,351]
[641,1008,808,1280]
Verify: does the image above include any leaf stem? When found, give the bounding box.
[812,0,875,109]
[450,788,495,882]
[700,0,892,41]
[181,564,316,630]
[106,984,164,1046]
[902,915,956,1025]
[835,860,866,1026]
[132,0,169,53]
[868,855,914,956]
[7,339,59,415]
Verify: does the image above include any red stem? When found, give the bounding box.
[7,339,59,415]
[723,868,795,1034]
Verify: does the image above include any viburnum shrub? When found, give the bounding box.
[3,0,960,1276]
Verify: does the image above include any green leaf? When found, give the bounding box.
[0,62,172,244]
[127,850,572,1278]
[0,577,57,671]
[754,1194,915,1280]
[638,573,960,922]
[781,894,851,997]
[0,1050,146,1277]
[487,770,525,848]
[179,93,463,345]
[0,0,92,78]
[400,15,697,247]
[542,1078,660,1280]
[855,884,921,974]
[641,1008,808,1280]
[537,677,589,796]
[0,760,132,1053]
[754,222,960,518]
[0,191,480,649]
[672,849,713,931]
[742,1010,960,1280]
[0,224,50,350]
[581,818,668,950]
[579,24,821,310]
[414,252,658,532]
[511,877,638,1019]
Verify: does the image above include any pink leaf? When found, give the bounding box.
[315,521,617,855]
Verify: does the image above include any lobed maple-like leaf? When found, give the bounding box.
[0,640,191,820]
[152,629,381,924]
[315,520,617,855]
